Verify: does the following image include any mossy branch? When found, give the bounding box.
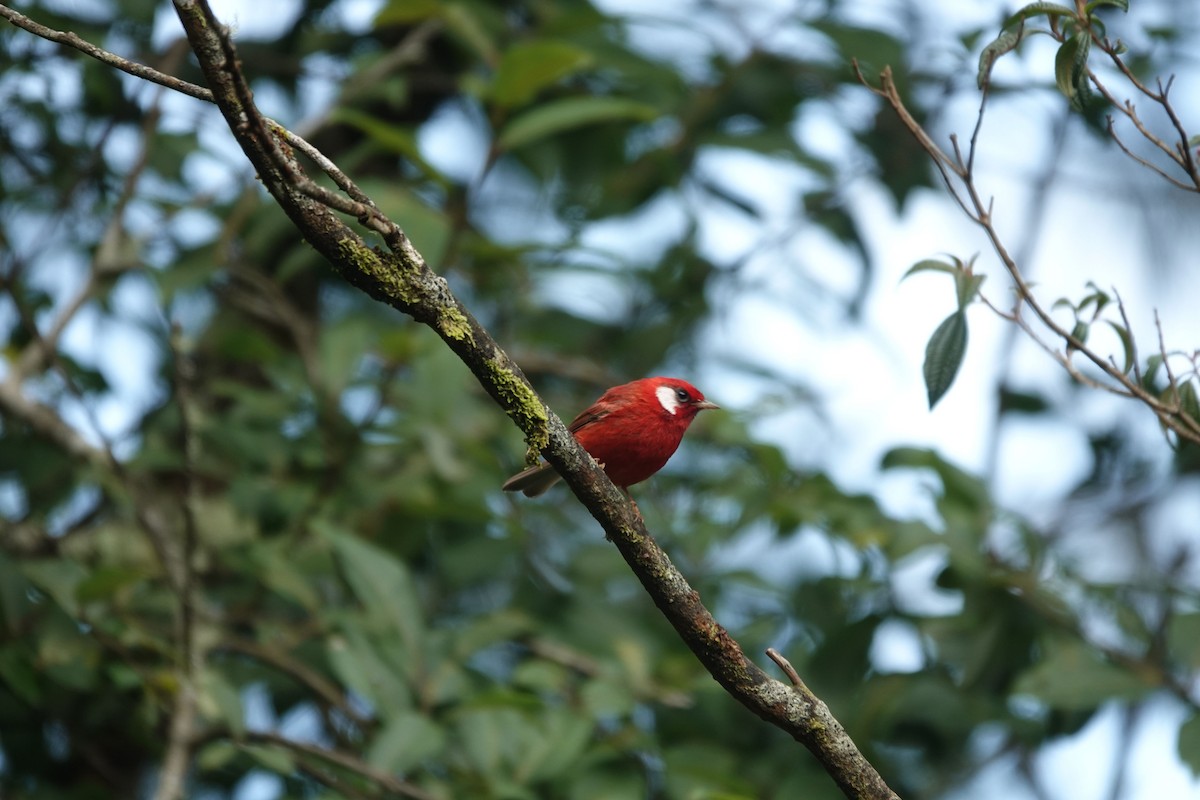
[0,2,907,797]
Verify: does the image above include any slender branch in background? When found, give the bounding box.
[525,636,693,709]
[1106,703,1140,800]
[982,106,1072,485]
[152,327,204,800]
[0,2,399,242]
[853,62,1200,448]
[243,731,436,800]
[218,638,374,728]
[160,1,900,796]
[0,4,212,102]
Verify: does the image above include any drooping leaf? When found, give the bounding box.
[1055,32,1092,109]
[978,20,1027,89]
[923,311,969,409]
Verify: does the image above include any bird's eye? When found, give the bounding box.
[675,387,690,402]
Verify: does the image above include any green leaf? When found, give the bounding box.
[1085,0,1128,13]
[923,311,969,409]
[1002,2,1078,29]
[955,272,985,310]
[322,524,425,657]
[1070,320,1089,346]
[196,740,239,771]
[1013,637,1149,710]
[1180,380,1200,424]
[326,626,412,716]
[902,259,958,280]
[442,2,499,64]
[978,20,1027,89]
[0,646,42,704]
[241,744,295,775]
[200,669,245,737]
[75,565,145,604]
[518,708,594,782]
[375,0,441,25]
[998,387,1051,415]
[456,707,520,776]
[252,540,321,611]
[492,41,594,108]
[1106,321,1134,374]
[1054,32,1091,108]
[1180,714,1200,777]
[1167,613,1200,668]
[22,559,87,617]
[331,108,422,160]
[368,711,446,772]
[318,317,374,395]
[1143,354,1166,391]
[498,97,660,150]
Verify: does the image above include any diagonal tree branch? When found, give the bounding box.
[164,1,898,797]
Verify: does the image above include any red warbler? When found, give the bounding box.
[502,377,719,497]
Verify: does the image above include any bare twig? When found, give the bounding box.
[0,4,212,102]
[766,648,806,689]
[0,2,404,243]
[218,638,373,728]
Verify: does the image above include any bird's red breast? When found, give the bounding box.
[502,377,718,496]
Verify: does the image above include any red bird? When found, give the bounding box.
[502,377,719,497]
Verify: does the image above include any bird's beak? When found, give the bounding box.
[694,400,720,411]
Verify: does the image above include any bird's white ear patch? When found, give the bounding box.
[655,384,680,415]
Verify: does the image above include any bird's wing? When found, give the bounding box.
[566,404,613,433]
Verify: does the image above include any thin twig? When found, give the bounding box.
[766,648,806,690]
[855,64,1200,447]
[218,638,373,728]
[152,326,203,800]
[243,731,436,800]
[0,4,212,102]
[0,2,405,244]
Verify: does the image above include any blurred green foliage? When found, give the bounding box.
[0,1,1197,799]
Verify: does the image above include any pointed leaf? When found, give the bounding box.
[492,41,593,108]
[902,259,958,280]
[367,711,446,771]
[498,97,659,150]
[1014,637,1149,710]
[923,311,969,409]
[241,744,295,775]
[321,523,425,656]
[1106,321,1134,374]
[1179,380,1200,424]
[1055,33,1091,108]
[955,272,986,310]
[978,21,1026,89]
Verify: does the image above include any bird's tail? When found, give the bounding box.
[501,462,561,497]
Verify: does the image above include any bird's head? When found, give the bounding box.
[644,377,719,421]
